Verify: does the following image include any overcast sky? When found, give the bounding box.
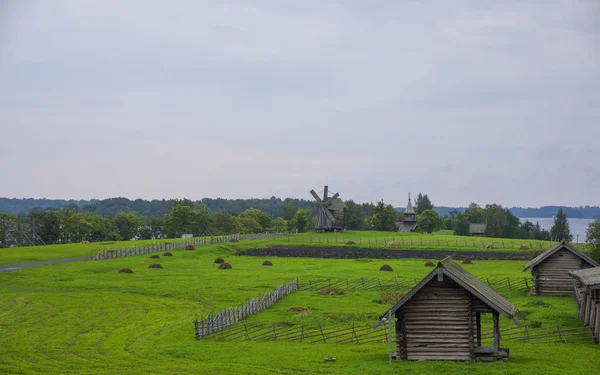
[1,1,599,207]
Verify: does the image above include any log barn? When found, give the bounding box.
[570,267,600,343]
[376,257,518,361]
[523,241,598,296]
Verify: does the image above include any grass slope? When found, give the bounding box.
[2,230,580,267]
[0,242,597,374]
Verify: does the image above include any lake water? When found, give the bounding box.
[521,217,595,243]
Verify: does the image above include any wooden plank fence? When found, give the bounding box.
[194,279,299,339]
[94,234,241,260]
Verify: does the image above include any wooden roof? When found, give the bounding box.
[377,257,518,325]
[523,241,599,271]
[469,223,486,234]
[570,267,600,289]
[404,196,415,215]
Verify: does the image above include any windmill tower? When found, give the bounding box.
[310,185,346,231]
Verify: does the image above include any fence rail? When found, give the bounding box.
[194,279,299,339]
[263,233,558,250]
[297,276,532,293]
[93,234,241,260]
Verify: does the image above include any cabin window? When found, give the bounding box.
[558,254,564,257]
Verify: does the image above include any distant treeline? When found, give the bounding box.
[1,197,600,218]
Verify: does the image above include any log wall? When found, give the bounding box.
[396,277,483,361]
[533,249,593,296]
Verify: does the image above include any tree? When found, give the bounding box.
[239,208,272,232]
[344,200,366,230]
[418,209,442,234]
[452,212,470,236]
[112,212,141,240]
[193,204,212,236]
[164,204,198,238]
[211,211,241,235]
[290,209,314,233]
[372,201,398,232]
[550,208,573,242]
[0,213,17,248]
[139,216,164,240]
[484,204,508,238]
[272,217,288,233]
[28,209,61,244]
[414,193,433,215]
[466,203,485,224]
[279,204,298,221]
[586,219,600,262]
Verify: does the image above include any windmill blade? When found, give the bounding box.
[323,186,328,201]
[310,189,322,203]
[322,206,336,223]
[323,192,340,207]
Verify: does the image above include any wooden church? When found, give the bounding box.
[398,193,418,232]
[523,241,599,296]
[376,257,518,361]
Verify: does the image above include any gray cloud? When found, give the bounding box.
[1,0,599,207]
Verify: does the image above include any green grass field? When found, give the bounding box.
[0,239,598,374]
[1,230,578,267]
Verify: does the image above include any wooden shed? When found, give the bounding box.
[570,267,600,343]
[469,223,486,237]
[376,257,518,361]
[523,241,599,296]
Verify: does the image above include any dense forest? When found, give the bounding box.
[2,197,599,218]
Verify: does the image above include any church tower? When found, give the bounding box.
[399,193,418,232]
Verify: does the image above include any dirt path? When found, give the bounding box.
[0,256,91,272]
[238,246,533,260]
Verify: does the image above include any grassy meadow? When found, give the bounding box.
[0,230,577,267]
[0,238,598,374]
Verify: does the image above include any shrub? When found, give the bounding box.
[214,258,225,264]
[185,245,195,251]
[148,264,163,269]
[150,255,160,259]
[118,268,133,273]
[163,252,173,256]
[424,261,435,267]
[262,260,273,266]
[379,264,393,272]
[218,263,232,270]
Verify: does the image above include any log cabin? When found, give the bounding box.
[570,267,600,343]
[523,241,598,296]
[376,257,518,361]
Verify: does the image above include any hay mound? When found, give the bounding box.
[262,260,273,266]
[218,262,232,270]
[163,252,173,256]
[379,264,393,272]
[462,258,473,265]
[230,238,239,243]
[80,241,90,245]
[388,241,404,246]
[214,257,225,264]
[424,261,435,267]
[290,307,306,312]
[118,268,133,274]
[345,240,356,245]
[520,245,530,250]
[150,255,160,259]
[319,287,344,296]
[531,250,545,259]
[148,263,163,269]
[486,243,496,249]
[185,245,195,251]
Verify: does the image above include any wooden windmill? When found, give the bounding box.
[310,185,346,231]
